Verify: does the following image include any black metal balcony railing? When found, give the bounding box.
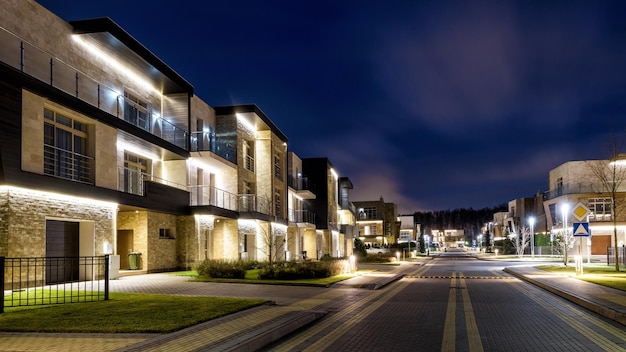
[0,26,188,149]
[44,145,95,184]
[1,256,110,313]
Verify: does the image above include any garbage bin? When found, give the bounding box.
[128,252,141,270]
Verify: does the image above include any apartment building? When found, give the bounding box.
[287,152,316,260]
[544,160,626,254]
[301,158,356,258]
[354,197,400,247]
[0,1,322,278]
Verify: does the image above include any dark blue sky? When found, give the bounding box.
[37,0,626,213]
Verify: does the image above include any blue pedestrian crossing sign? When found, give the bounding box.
[573,222,590,237]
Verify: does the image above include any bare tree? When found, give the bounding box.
[510,225,530,258]
[586,134,626,272]
[258,222,285,265]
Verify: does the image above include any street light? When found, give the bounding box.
[528,216,535,259]
[561,203,570,266]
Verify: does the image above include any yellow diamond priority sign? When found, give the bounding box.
[572,202,590,221]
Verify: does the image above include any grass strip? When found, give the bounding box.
[0,292,267,333]
[535,264,626,291]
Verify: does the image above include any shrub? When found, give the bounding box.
[196,259,258,279]
[257,259,346,280]
[359,253,395,263]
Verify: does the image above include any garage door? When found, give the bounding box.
[591,235,611,255]
[46,220,79,284]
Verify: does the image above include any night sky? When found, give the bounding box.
[35,0,626,213]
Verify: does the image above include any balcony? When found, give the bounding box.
[118,167,187,196]
[546,183,602,199]
[0,26,188,149]
[288,208,316,224]
[287,175,315,199]
[44,145,95,184]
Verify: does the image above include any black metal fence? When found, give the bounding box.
[607,246,626,266]
[1,255,109,313]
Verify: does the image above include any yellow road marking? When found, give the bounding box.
[441,272,456,352]
[459,273,484,352]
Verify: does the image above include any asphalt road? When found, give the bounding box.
[261,249,626,352]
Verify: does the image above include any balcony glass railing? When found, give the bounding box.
[288,208,316,224]
[0,26,188,149]
[118,167,187,196]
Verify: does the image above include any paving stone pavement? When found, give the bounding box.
[0,260,624,351]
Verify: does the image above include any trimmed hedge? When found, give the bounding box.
[258,260,346,280]
[196,259,259,279]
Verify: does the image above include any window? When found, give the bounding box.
[159,228,174,239]
[243,140,254,172]
[588,198,612,221]
[44,108,93,183]
[123,91,150,131]
[274,190,281,216]
[123,152,148,195]
[363,207,377,219]
[274,154,282,179]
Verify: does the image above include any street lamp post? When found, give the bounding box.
[528,216,535,259]
[561,203,570,267]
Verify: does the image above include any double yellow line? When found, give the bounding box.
[441,272,484,352]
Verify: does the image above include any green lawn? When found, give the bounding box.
[535,264,626,292]
[0,292,267,333]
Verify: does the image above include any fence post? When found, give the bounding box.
[104,255,109,301]
[0,256,4,313]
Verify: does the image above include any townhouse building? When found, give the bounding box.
[354,197,400,247]
[544,160,626,254]
[0,0,334,281]
[287,152,316,260]
[301,158,356,259]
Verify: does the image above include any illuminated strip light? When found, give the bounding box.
[72,35,161,96]
[236,113,257,137]
[116,140,160,161]
[0,185,118,209]
[330,168,338,180]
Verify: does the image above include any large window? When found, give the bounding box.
[44,108,93,183]
[123,91,150,131]
[588,198,612,221]
[243,140,254,172]
[360,207,377,220]
[274,154,282,179]
[122,152,148,195]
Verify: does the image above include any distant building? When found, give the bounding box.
[354,197,400,246]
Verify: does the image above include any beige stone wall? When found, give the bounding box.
[0,190,9,256]
[117,211,148,267]
[2,187,115,258]
[21,90,118,189]
[212,219,239,259]
[176,215,199,269]
[147,212,178,272]
[21,90,45,174]
[302,229,317,260]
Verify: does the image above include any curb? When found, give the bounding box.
[503,268,626,326]
[217,310,327,352]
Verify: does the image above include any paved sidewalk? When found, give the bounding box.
[1,260,624,351]
[504,265,626,326]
